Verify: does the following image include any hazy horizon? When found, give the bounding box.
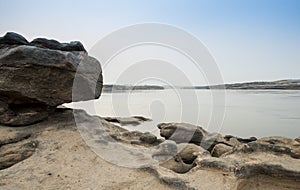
[103,78,300,86]
[1,0,299,85]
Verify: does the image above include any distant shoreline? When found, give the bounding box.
[103,79,300,92]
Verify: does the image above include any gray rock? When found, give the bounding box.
[202,134,256,153]
[30,38,86,52]
[201,133,225,151]
[139,132,157,144]
[157,123,238,154]
[177,143,209,163]
[211,143,232,157]
[196,157,234,172]
[158,123,208,145]
[224,135,257,143]
[153,140,178,158]
[258,136,297,145]
[0,32,103,126]
[227,137,242,147]
[0,32,29,46]
[0,100,54,126]
[0,46,102,105]
[103,116,151,126]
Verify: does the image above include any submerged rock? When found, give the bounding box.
[0,32,103,126]
[103,116,151,126]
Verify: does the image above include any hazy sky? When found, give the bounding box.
[1,0,299,84]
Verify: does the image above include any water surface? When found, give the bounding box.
[67,90,300,138]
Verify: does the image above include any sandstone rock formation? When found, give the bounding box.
[211,143,232,157]
[0,32,103,126]
[0,107,300,189]
[155,122,300,189]
[0,108,171,190]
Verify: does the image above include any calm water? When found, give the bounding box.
[67,90,300,138]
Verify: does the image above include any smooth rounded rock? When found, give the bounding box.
[0,32,29,46]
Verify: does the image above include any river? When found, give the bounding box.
[67,89,300,138]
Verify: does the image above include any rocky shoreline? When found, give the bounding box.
[0,32,299,190]
[1,108,299,189]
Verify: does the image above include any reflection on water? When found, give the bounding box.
[66,90,300,138]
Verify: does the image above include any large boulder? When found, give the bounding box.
[0,32,103,126]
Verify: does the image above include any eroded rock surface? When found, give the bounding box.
[0,32,103,126]
[211,143,232,157]
[1,109,300,190]
[0,109,171,190]
[156,122,300,189]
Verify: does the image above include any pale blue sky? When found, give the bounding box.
[1,0,299,84]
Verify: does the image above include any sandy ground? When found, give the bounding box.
[0,126,171,190]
